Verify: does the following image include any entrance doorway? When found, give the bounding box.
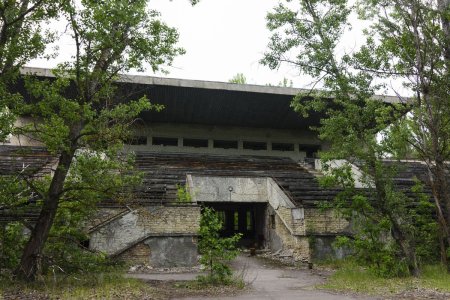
[203,202,267,248]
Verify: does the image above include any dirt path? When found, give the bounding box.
[176,255,376,300]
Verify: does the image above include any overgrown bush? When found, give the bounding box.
[0,222,28,271]
[324,162,439,278]
[40,194,124,276]
[176,184,192,203]
[197,207,241,284]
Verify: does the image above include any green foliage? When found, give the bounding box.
[228,73,247,84]
[0,223,28,270]
[266,77,294,87]
[198,207,241,284]
[325,162,438,277]
[0,0,58,142]
[262,0,445,276]
[3,0,188,280]
[320,260,450,295]
[176,184,192,203]
[0,272,155,299]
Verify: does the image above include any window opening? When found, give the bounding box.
[183,138,208,148]
[246,210,253,231]
[213,140,238,149]
[243,141,267,151]
[234,211,239,231]
[125,136,147,145]
[216,211,226,229]
[299,144,321,158]
[272,142,294,151]
[152,137,178,146]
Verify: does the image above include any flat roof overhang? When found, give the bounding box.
[17,67,402,130]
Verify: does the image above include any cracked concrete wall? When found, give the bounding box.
[118,236,198,267]
[90,206,200,257]
[123,122,323,160]
[145,236,198,267]
[310,236,352,261]
[267,206,310,262]
[190,176,268,203]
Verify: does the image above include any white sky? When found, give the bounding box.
[149,0,302,85]
[28,0,406,95]
[29,0,309,87]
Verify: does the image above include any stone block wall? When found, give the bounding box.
[118,242,152,265]
[275,206,306,236]
[136,205,200,234]
[90,205,200,258]
[267,208,310,262]
[304,208,350,235]
[88,208,128,230]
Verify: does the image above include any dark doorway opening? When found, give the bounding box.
[202,202,267,248]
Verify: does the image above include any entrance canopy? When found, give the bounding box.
[187,175,296,209]
[18,67,401,130]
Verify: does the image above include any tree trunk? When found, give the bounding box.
[390,218,420,277]
[370,161,420,277]
[429,163,450,271]
[14,151,74,281]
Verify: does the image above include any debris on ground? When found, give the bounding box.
[128,264,202,274]
[389,288,450,300]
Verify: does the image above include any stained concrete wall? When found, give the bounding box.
[310,236,352,261]
[2,117,43,146]
[190,176,267,203]
[90,206,200,258]
[189,175,311,259]
[189,176,297,210]
[125,122,326,160]
[88,177,351,265]
[304,209,350,235]
[267,206,310,262]
[116,236,198,267]
[144,236,198,267]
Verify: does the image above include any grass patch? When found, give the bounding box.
[0,272,159,299]
[319,260,450,296]
[0,272,247,299]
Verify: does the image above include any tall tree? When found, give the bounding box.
[357,0,450,270]
[261,0,443,276]
[13,0,186,281]
[0,0,57,141]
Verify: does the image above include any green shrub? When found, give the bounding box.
[176,184,192,203]
[198,207,241,284]
[0,222,28,270]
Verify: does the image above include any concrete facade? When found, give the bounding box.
[85,174,351,266]
[125,122,324,160]
[89,205,200,266]
[186,175,348,262]
[4,69,357,266]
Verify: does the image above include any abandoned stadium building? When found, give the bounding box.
[2,67,410,267]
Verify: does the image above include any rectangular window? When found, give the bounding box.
[243,141,267,151]
[246,210,253,231]
[272,142,294,152]
[234,211,239,231]
[213,140,238,149]
[183,138,208,148]
[125,136,147,145]
[216,211,226,229]
[299,144,321,158]
[152,137,178,146]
